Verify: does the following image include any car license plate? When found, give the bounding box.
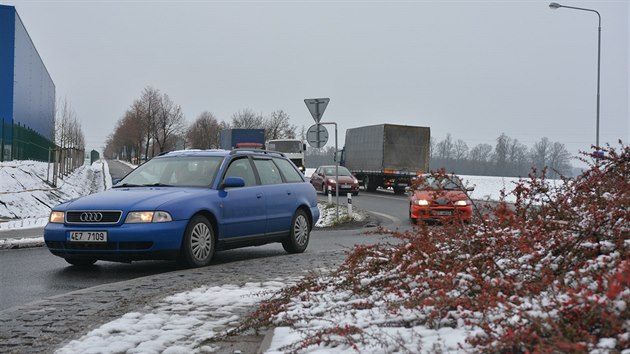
[69,231,108,242]
[433,210,452,216]
[343,184,350,188]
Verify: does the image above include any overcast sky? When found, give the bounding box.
[5,0,629,163]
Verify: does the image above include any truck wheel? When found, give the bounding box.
[282,210,310,254]
[365,176,377,192]
[394,187,405,195]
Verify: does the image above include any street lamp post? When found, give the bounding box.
[549,2,601,148]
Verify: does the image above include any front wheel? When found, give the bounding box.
[282,210,310,254]
[179,215,215,268]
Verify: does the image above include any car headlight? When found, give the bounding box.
[327,179,336,184]
[49,211,65,223]
[454,200,470,206]
[414,200,429,206]
[125,211,173,223]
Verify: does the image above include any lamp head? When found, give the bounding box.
[549,2,562,9]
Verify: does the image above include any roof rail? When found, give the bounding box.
[229,148,286,157]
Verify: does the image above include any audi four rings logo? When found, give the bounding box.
[80,212,103,222]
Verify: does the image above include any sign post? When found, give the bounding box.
[304,98,340,220]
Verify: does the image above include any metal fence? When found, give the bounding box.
[1,119,55,162]
[1,119,85,186]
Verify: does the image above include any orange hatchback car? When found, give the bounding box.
[408,174,474,224]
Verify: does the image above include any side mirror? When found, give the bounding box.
[466,186,474,192]
[221,177,245,189]
[112,178,121,185]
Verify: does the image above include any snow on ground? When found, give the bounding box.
[55,281,290,354]
[1,161,570,353]
[0,159,111,229]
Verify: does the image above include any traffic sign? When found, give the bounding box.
[306,124,329,148]
[304,98,330,123]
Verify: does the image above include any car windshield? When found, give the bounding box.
[420,176,464,191]
[324,166,352,176]
[116,156,223,187]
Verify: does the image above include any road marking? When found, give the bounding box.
[368,211,400,224]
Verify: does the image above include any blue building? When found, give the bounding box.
[1,4,55,160]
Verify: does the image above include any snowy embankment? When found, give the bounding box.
[0,160,110,248]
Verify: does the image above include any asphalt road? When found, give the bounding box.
[0,186,408,312]
[0,158,417,312]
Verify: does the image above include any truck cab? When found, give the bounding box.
[266,139,307,172]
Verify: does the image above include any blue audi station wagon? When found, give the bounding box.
[44,149,320,267]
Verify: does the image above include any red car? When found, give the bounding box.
[310,165,360,196]
[408,174,474,224]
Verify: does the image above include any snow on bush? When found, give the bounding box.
[240,144,629,353]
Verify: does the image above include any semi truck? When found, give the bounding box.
[219,129,265,150]
[340,124,431,194]
[266,139,307,172]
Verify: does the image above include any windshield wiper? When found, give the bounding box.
[112,183,143,188]
[142,183,174,187]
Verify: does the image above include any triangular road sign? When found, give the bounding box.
[304,98,330,123]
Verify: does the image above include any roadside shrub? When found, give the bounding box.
[240,143,629,353]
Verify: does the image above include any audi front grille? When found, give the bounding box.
[66,211,122,224]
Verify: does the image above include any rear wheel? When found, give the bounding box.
[179,215,215,268]
[364,176,377,192]
[282,210,310,254]
[65,258,97,266]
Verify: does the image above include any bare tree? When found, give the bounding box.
[264,110,296,140]
[469,143,493,162]
[54,98,85,174]
[298,125,308,142]
[493,133,511,175]
[429,137,437,159]
[453,139,469,161]
[110,105,145,162]
[139,87,161,161]
[508,138,529,176]
[154,93,185,153]
[548,142,572,178]
[186,111,222,149]
[531,137,552,173]
[231,109,264,129]
[436,134,454,160]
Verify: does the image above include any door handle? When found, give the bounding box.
[256,193,263,199]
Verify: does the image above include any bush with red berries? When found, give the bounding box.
[241,144,629,353]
